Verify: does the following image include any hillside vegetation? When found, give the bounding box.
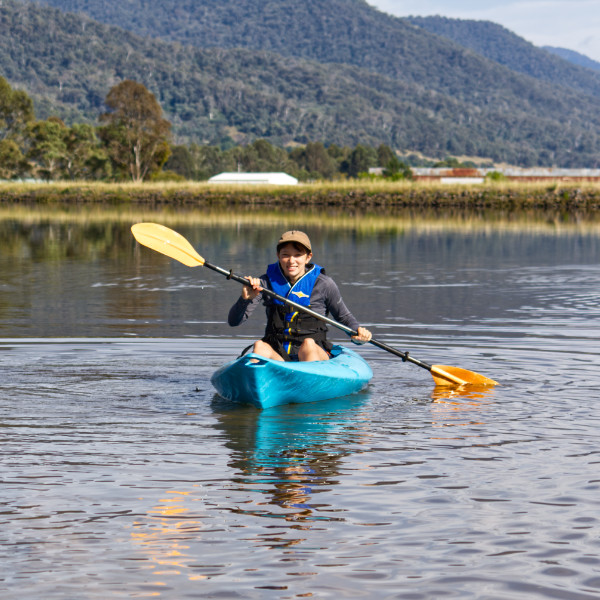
[407,16,600,98]
[29,0,600,99]
[2,0,600,166]
[543,47,600,73]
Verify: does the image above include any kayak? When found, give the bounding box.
[211,345,373,409]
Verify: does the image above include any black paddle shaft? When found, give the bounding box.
[203,261,434,372]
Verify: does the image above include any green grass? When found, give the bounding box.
[1,179,599,222]
[2,178,600,194]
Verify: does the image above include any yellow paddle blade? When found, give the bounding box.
[131,223,205,267]
[431,365,498,387]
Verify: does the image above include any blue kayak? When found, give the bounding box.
[211,345,373,409]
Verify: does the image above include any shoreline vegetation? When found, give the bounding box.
[1,179,600,210]
[2,181,600,235]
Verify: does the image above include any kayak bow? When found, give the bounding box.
[211,345,373,409]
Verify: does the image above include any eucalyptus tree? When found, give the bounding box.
[99,80,171,182]
[26,117,69,181]
[0,76,35,179]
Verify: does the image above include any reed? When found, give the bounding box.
[1,178,599,211]
[2,178,599,193]
[2,203,600,236]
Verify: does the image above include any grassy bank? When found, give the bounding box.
[1,179,600,211]
[2,181,600,236]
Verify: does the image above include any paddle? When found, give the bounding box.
[131,222,498,387]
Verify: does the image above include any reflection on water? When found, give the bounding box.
[1,337,599,599]
[131,488,207,585]
[212,394,371,523]
[431,382,498,403]
[429,385,496,435]
[2,205,600,342]
[2,201,600,231]
[2,205,600,599]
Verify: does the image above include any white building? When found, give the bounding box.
[208,172,298,185]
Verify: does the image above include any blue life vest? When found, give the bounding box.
[266,262,322,306]
[263,263,330,357]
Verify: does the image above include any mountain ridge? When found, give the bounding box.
[26,0,600,103]
[2,0,600,166]
[543,46,600,73]
[406,15,600,99]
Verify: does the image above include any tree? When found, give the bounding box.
[234,139,294,173]
[99,80,171,182]
[289,142,338,179]
[383,155,413,180]
[64,124,110,180]
[164,145,195,179]
[0,139,28,180]
[0,76,35,179]
[27,119,111,181]
[0,76,35,143]
[376,144,395,168]
[192,144,233,179]
[27,117,69,181]
[344,144,377,178]
[433,156,461,168]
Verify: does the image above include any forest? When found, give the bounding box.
[28,0,600,100]
[406,16,600,99]
[2,0,600,168]
[1,75,422,182]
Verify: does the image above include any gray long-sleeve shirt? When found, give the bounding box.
[227,272,360,333]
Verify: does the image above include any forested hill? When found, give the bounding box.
[26,0,600,102]
[407,16,600,99]
[2,0,600,166]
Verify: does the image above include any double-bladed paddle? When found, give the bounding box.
[131,222,498,387]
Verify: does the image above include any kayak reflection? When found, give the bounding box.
[211,393,371,523]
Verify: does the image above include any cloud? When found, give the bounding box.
[368,0,600,61]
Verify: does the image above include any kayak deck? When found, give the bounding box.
[211,345,372,409]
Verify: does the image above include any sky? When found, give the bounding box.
[367,0,600,62]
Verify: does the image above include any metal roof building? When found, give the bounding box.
[208,172,298,185]
[413,167,600,183]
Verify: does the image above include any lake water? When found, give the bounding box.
[1,206,599,599]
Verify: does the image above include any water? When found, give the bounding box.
[1,209,599,599]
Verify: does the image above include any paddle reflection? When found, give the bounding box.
[429,384,497,432]
[129,488,208,589]
[431,383,498,403]
[211,394,371,524]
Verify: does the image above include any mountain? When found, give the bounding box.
[1,0,512,157]
[3,0,600,167]
[25,0,600,103]
[16,0,508,95]
[407,16,600,99]
[543,46,600,74]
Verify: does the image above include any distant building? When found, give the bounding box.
[208,172,298,185]
[496,168,600,182]
[413,167,600,183]
[413,168,485,184]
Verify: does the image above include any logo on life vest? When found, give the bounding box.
[291,291,310,299]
